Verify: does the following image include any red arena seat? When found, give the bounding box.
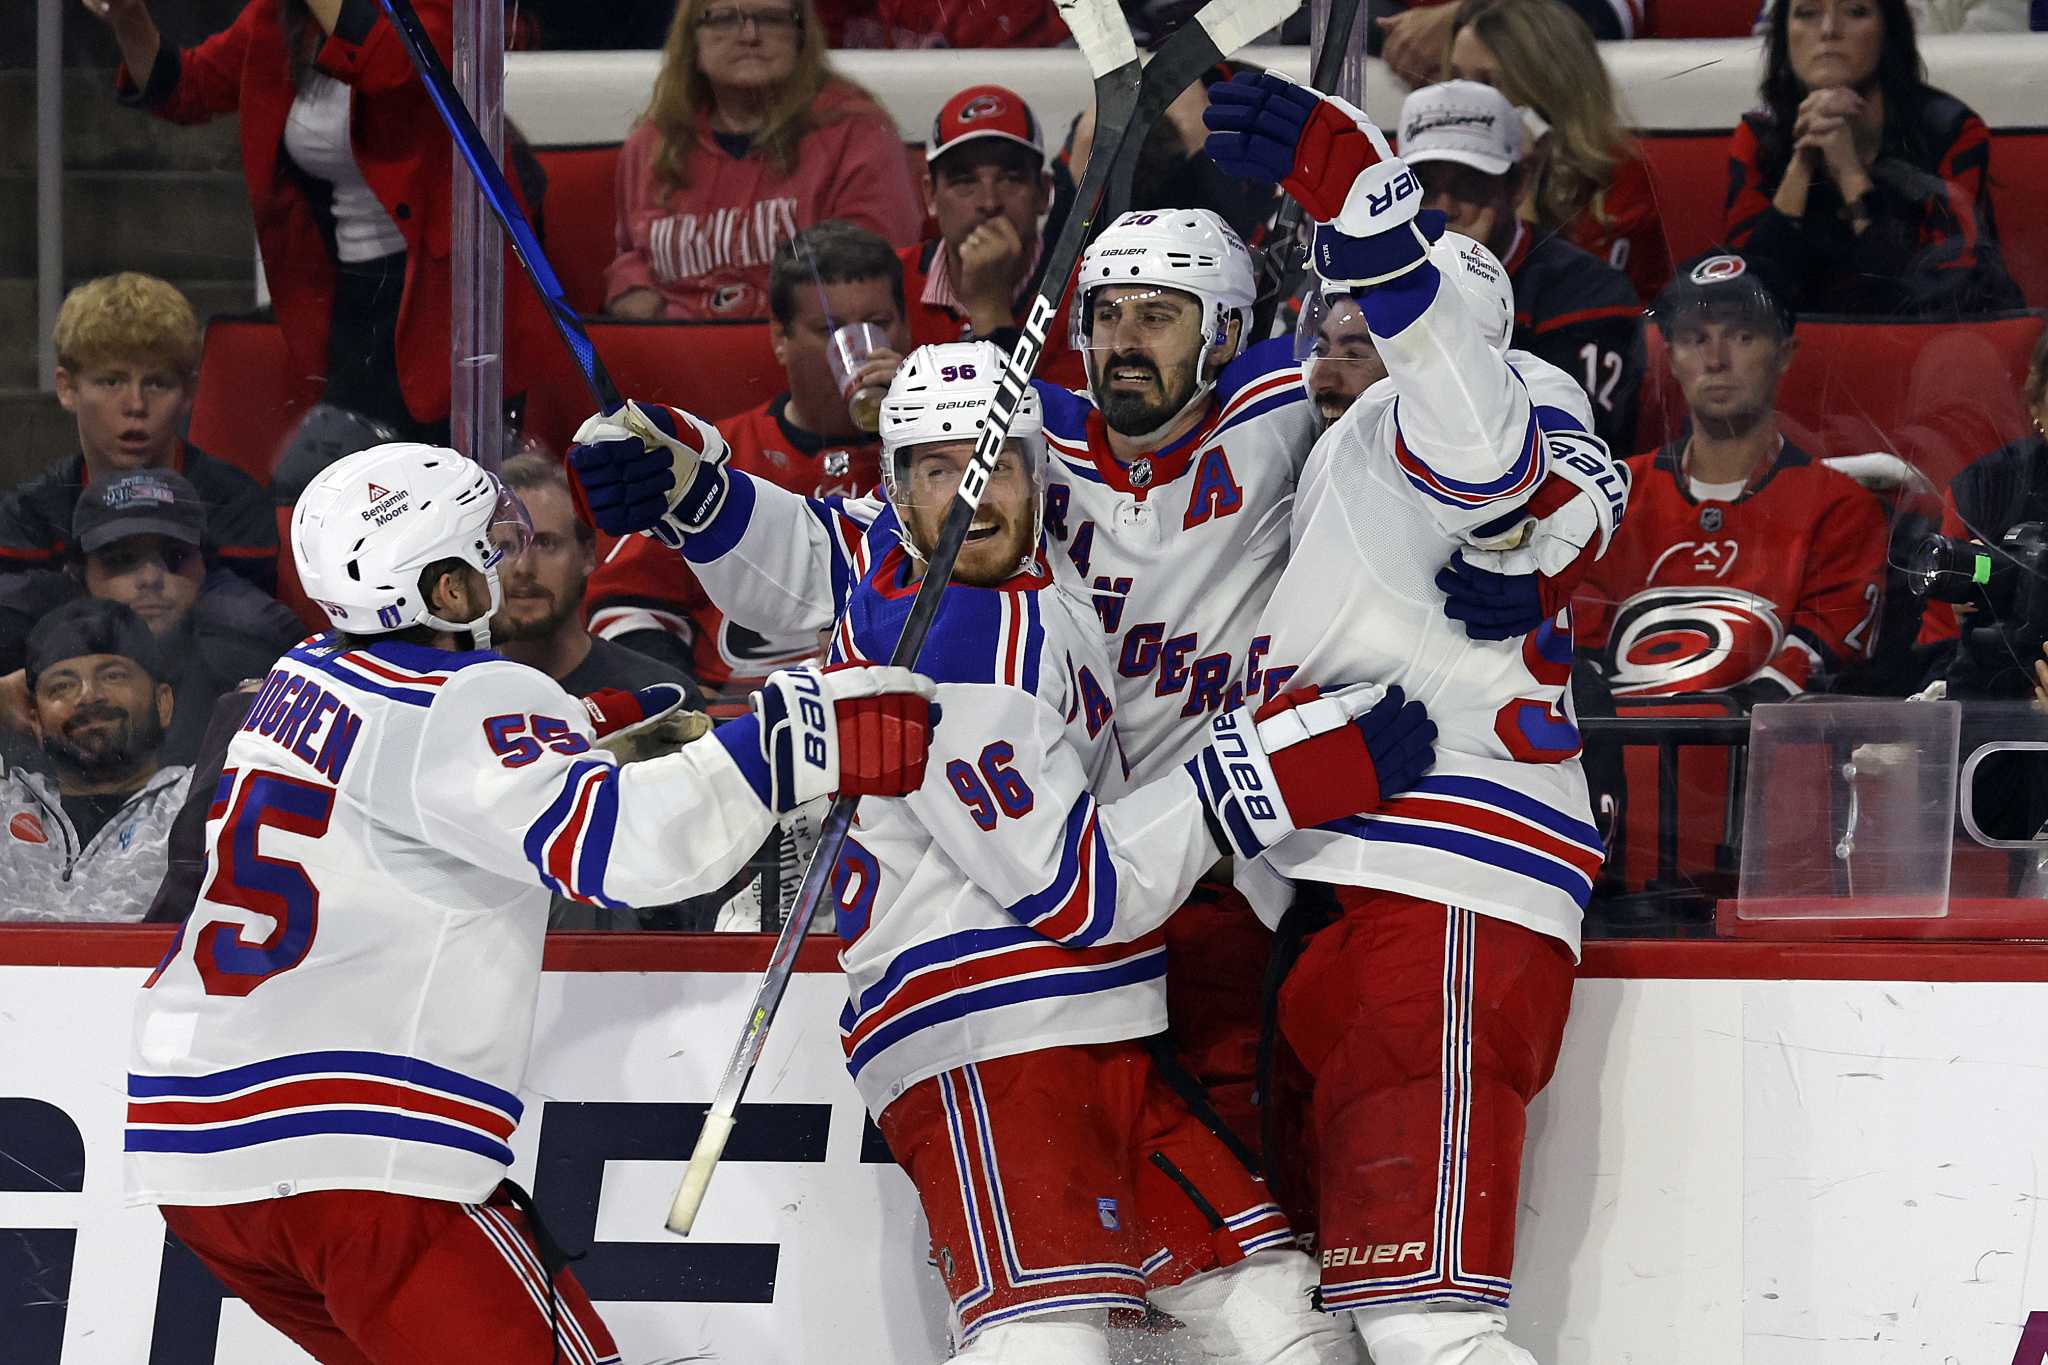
[534,144,625,317]
[1642,0,1759,37]
[520,320,783,455]
[188,316,318,485]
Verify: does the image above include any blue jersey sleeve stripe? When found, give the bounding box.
[1211,388,1306,443]
[806,498,856,616]
[1004,796,1096,938]
[1066,818,1120,948]
[709,713,773,809]
[1332,818,1595,904]
[571,769,626,909]
[521,759,605,897]
[678,465,761,564]
[1392,403,1544,506]
[1534,404,1587,436]
[1355,264,1441,340]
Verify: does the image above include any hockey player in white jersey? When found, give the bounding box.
[1202,71,1630,1364]
[816,342,1439,1363]
[126,444,937,1365]
[570,208,1317,1150]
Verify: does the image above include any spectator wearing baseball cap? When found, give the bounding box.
[901,84,1086,390]
[0,598,192,923]
[1573,250,1888,704]
[1400,79,1645,454]
[0,470,304,767]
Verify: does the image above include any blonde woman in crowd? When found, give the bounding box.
[605,0,924,320]
[1444,0,1671,302]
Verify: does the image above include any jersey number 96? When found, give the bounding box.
[947,741,1035,830]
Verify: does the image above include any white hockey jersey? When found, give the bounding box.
[823,514,1223,1115]
[1253,266,1614,954]
[127,637,778,1207]
[674,341,1314,786]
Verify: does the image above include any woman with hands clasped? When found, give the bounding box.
[1725,0,2022,318]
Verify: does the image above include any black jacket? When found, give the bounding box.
[0,445,278,595]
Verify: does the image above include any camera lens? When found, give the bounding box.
[1909,534,1991,602]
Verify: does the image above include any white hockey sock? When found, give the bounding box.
[1349,1304,1539,1365]
[1147,1249,1360,1363]
[952,1309,1112,1364]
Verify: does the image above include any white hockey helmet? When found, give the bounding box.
[1429,231,1516,352]
[291,442,532,648]
[879,341,1047,576]
[1070,208,1259,365]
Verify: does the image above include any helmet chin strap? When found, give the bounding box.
[418,564,502,651]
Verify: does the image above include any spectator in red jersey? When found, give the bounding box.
[1725,0,2023,318]
[589,221,907,704]
[1576,251,1889,703]
[1378,0,1639,90]
[901,86,1086,392]
[813,0,1070,46]
[1442,0,1670,303]
[87,0,552,441]
[0,275,275,596]
[1399,80,1645,451]
[604,0,923,321]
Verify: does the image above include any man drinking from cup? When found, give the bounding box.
[585,220,910,703]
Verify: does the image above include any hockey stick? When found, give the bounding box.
[371,0,638,449]
[664,0,1299,1236]
[1247,0,1363,340]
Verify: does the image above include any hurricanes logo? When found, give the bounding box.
[959,94,1006,122]
[1690,254,1748,285]
[710,284,752,315]
[1605,587,1785,697]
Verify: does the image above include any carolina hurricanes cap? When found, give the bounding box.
[929,85,1044,165]
[1651,250,1797,338]
[1398,80,1523,177]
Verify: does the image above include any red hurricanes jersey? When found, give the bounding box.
[586,396,881,702]
[1558,146,1671,306]
[1575,439,1888,695]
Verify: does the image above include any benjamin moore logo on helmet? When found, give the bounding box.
[360,484,410,527]
[1690,255,1748,285]
[959,93,1006,122]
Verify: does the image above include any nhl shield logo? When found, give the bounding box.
[823,449,851,479]
[1700,505,1724,532]
[1128,457,1154,489]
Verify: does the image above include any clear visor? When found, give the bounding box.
[1070,284,1215,356]
[1295,289,1387,383]
[482,474,536,568]
[885,436,1046,571]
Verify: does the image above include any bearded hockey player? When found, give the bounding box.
[809,342,1435,1363]
[1204,70,1631,1364]
[125,444,936,1364]
[1576,252,1887,699]
[568,207,1316,1149]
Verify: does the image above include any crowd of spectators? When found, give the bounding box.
[5,0,2044,925]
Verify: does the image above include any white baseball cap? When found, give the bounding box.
[1398,80,1523,177]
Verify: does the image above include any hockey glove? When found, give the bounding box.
[568,400,730,542]
[581,683,713,763]
[1204,70,1433,286]
[735,664,938,815]
[1188,682,1437,861]
[1440,428,1631,640]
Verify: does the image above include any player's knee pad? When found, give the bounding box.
[1148,1248,1358,1363]
[1348,1303,1538,1365]
[953,1309,1112,1365]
